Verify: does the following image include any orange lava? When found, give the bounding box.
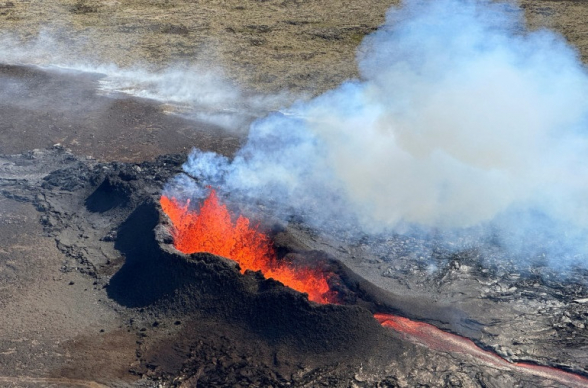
[160,189,334,304]
[375,313,588,388]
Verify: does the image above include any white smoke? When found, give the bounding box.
[0,31,293,132]
[175,0,588,266]
[75,64,292,131]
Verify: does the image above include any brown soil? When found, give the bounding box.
[0,0,397,94]
[1,1,587,95]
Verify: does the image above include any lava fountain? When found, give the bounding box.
[160,189,335,304]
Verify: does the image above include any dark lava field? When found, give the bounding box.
[1,1,588,387]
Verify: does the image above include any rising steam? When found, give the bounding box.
[0,31,292,132]
[172,0,588,266]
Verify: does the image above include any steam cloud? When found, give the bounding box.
[172,0,588,266]
[0,31,292,132]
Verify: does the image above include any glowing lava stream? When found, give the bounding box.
[160,189,335,304]
[376,314,588,387]
[161,190,588,386]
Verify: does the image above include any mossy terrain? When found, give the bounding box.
[1,0,587,94]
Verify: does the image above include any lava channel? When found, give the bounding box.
[375,313,588,387]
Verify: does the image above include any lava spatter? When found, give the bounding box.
[160,189,334,304]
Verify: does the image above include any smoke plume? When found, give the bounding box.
[173,0,588,267]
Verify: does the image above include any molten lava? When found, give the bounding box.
[160,189,334,304]
[375,313,588,388]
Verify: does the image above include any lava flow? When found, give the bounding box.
[160,189,334,304]
[375,314,588,388]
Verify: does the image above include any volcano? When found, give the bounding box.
[1,132,588,387]
[0,140,581,387]
[3,0,588,386]
[0,79,584,383]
